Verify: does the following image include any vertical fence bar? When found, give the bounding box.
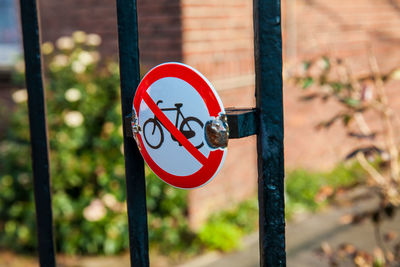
[253,0,286,266]
[115,0,150,266]
[19,0,56,266]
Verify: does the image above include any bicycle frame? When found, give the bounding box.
[156,101,192,132]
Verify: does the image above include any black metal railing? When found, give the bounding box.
[18,0,285,266]
[19,0,56,266]
[116,0,149,265]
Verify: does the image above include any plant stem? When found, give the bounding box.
[356,152,386,186]
[368,51,399,182]
[354,112,372,136]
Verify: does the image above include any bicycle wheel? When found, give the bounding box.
[180,117,204,149]
[143,118,164,149]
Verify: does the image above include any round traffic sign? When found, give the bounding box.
[132,62,227,189]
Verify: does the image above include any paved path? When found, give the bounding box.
[179,191,400,267]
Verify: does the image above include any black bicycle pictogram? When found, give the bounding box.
[143,100,204,149]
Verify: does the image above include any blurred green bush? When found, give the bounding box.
[198,198,258,252]
[0,31,190,255]
[286,164,366,219]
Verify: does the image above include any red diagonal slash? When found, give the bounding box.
[142,92,208,166]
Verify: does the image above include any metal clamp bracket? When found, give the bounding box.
[225,107,258,139]
[124,108,258,140]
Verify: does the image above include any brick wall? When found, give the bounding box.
[137,0,182,68]
[34,0,400,228]
[38,0,182,68]
[284,0,400,170]
[181,0,254,82]
[287,0,400,74]
[38,0,119,56]
[186,0,400,227]
[181,0,257,229]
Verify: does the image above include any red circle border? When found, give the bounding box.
[133,63,226,189]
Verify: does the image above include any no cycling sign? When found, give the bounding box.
[132,63,228,189]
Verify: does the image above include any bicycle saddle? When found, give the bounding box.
[175,103,183,108]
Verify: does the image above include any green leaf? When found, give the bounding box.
[344,98,360,108]
[322,56,330,70]
[302,77,314,89]
[303,61,312,71]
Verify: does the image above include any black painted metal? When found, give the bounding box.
[125,113,134,138]
[19,0,56,266]
[115,0,150,266]
[226,108,258,139]
[253,0,286,266]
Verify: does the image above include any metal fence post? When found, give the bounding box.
[253,0,286,266]
[115,0,150,266]
[19,0,56,266]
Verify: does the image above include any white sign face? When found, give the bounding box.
[133,62,227,189]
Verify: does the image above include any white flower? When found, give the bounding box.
[56,36,74,50]
[64,88,81,102]
[102,194,117,209]
[12,89,28,103]
[42,42,54,55]
[71,61,86,73]
[72,31,87,44]
[52,55,68,67]
[86,33,102,46]
[78,51,94,66]
[64,111,84,127]
[102,193,125,212]
[83,199,106,222]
